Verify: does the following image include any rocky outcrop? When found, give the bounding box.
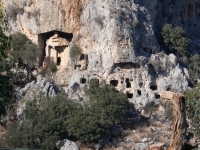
[16,76,61,120]
[2,0,197,105]
[57,139,80,150]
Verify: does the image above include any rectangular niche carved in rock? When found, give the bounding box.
[150,81,157,91]
[114,62,140,70]
[127,93,133,98]
[137,90,141,95]
[110,80,118,87]
[155,94,160,99]
[57,57,61,66]
[80,78,87,84]
[126,78,131,88]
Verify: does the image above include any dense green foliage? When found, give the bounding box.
[10,32,39,69]
[3,80,131,148]
[67,79,130,142]
[183,85,200,140]
[49,60,57,73]
[161,24,190,58]
[188,54,200,83]
[3,93,77,150]
[0,5,13,117]
[0,75,14,117]
[70,44,82,61]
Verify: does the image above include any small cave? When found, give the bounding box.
[127,93,133,98]
[121,81,124,84]
[114,62,140,69]
[126,78,131,88]
[57,57,61,66]
[80,78,87,84]
[150,81,157,91]
[38,30,73,67]
[110,80,118,87]
[143,47,153,54]
[155,94,160,99]
[137,90,141,96]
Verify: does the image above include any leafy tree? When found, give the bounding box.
[182,85,200,140]
[161,24,190,58]
[10,32,39,79]
[49,60,57,73]
[0,5,13,117]
[188,54,200,83]
[67,79,130,142]
[3,93,77,150]
[70,44,82,63]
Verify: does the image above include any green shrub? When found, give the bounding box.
[3,79,132,147]
[67,79,131,142]
[49,60,57,73]
[161,24,190,59]
[3,93,77,150]
[183,85,200,140]
[188,54,200,83]
[70,44,82,61]
[143,102,157,114]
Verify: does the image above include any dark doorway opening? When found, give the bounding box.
[126,78,131,88]
[155,94,160,99]
[137,90,141,95]
[150,81,157,91]
[57,57,61,66]
[110,80,118,87]
[80,78,87,84]
[127,93,133,98]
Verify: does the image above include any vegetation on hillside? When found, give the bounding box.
[161,24,190,59]
[0,5,14,117]
[3,79,131,149]
[161,24,200,84]
[183,85,200,140]
[70,44,82,62]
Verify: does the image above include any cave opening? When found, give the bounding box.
[80,54,85,61]
[80,78,87,84]
[137,90,141,96]
[57,57,61,66]
[110,80,118,87]
[114,62,140,69]
[150,81,157,91]
[126,78,131,88]
[155,94,160,99]
[38,30,73,66]
[127,93,133,98]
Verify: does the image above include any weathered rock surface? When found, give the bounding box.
[16,77,61,120]
[57,139,80,150]
[2,0,198,106]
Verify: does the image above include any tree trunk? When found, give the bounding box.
[161,91,186,150]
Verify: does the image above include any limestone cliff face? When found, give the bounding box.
[3,0,198,105]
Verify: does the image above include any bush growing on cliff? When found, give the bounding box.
[70,44,82,62]
[67,79,130,142]
[49,60,57,73]
[161,24,190,59]
[10,32,39,80]
[3,80,132,147]
[183,85,200,140]
[3,93,77,150]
